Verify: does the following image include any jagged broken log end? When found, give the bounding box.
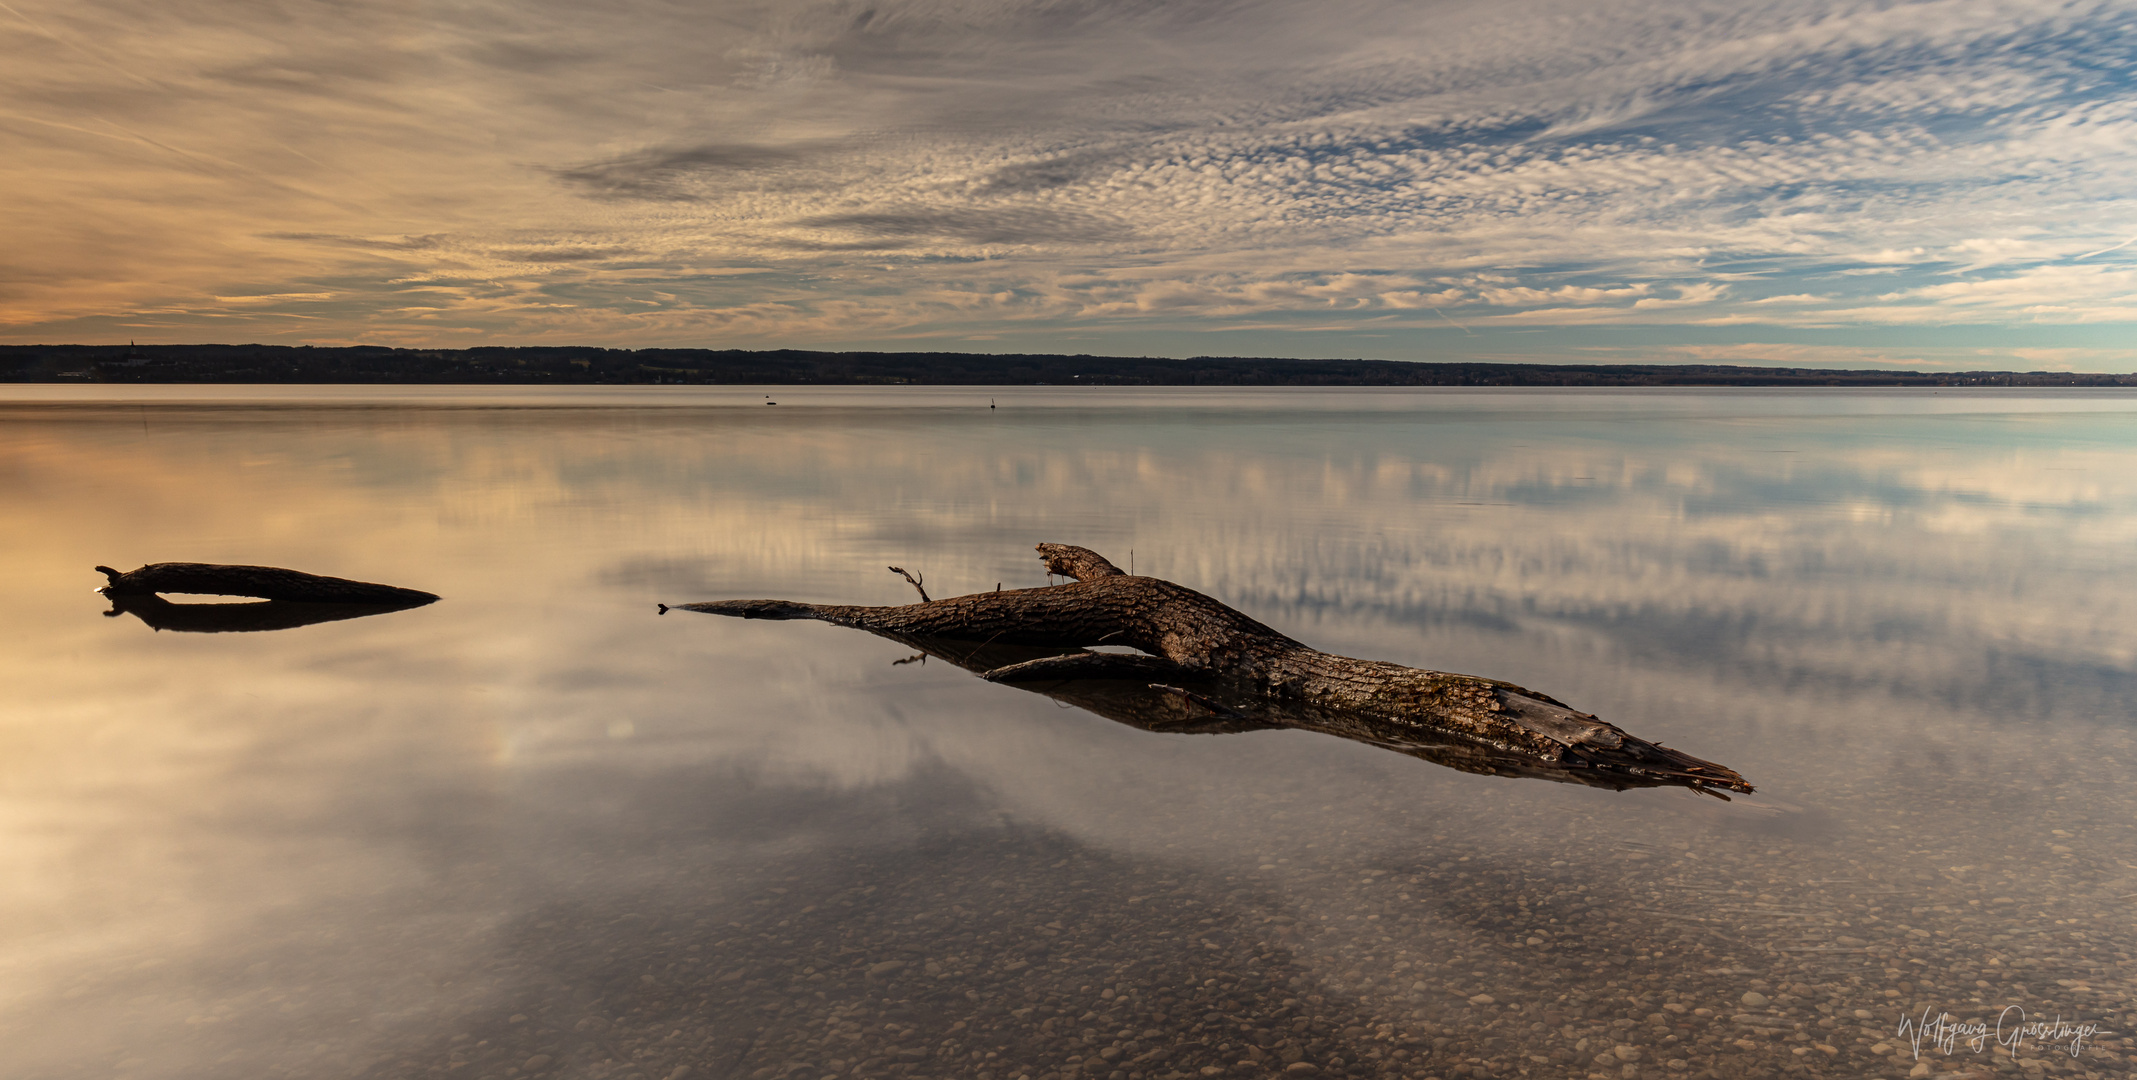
[1566,735,1755,795]
[1037,543,1125,581]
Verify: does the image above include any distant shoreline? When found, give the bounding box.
[6,344,2133,387]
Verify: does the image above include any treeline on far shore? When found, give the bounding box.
[5,343,2133,387]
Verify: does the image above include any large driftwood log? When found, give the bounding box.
[96,563,439,604]
[671,543,1752,796]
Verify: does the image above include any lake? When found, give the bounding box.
[1,386,2132,1080]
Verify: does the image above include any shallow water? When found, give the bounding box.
[1,386,2133,1080]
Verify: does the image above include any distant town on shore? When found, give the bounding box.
[6,343,2133,387]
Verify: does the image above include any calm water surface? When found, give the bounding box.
[2,387,2133,1080]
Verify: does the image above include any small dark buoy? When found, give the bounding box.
[990,398,996,409]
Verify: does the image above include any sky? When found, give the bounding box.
[6,0,2137,369]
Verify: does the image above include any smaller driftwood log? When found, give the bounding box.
[96,563,439,604]
[93,563,438,633]
[669,544,1753,796]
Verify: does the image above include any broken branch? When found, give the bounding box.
[887,566,931,603]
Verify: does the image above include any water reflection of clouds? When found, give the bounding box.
[3,391,2135,1077]
[18,391,2135,716]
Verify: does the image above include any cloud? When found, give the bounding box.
[259,232,446,251]
[549,143,832,202]
[4,0,2137,361]
[1879,263,2137,322]
[788,206,1132,247]
[972,150,1118,194]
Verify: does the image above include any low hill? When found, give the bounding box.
[6,344,2131,387]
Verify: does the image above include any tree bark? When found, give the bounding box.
[671,543,1753,796]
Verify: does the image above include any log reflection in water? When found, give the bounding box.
[99,591,437,634]
[881,633,1746,795]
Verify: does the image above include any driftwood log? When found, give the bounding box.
[669,544,1752,796]
[96,563,439,604]
[93,563,438,632]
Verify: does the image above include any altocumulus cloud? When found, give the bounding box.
[5,0,2137,365]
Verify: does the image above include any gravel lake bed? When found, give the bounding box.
[4,387,2133,1080]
